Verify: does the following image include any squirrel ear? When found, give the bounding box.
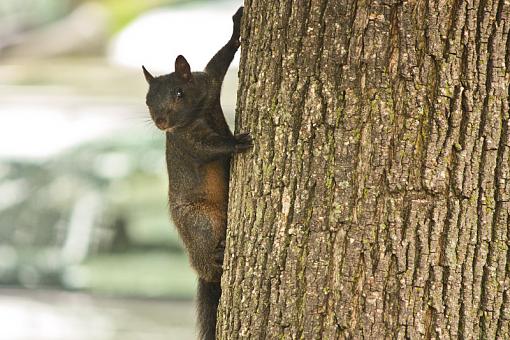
[175,55,192,81]
[142,65,154,84]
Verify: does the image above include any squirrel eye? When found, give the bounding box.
[175,88,184,98]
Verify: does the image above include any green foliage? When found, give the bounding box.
[0,127,193,297]
[73,251,195,297]
[103,0,195,33]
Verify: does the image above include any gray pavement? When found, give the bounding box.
[0,288,196,340]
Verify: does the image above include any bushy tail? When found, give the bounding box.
[197,278,222,340]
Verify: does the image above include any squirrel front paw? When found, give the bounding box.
[234,132,253,152]
[231,6,243,46]
[213,240,226,267]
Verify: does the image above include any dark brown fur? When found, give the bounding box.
[143,7,250,340]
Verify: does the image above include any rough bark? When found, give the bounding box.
[218,0,510,339]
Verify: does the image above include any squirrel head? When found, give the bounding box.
[143,55,209,131]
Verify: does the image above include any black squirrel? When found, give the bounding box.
[142,7,251,340]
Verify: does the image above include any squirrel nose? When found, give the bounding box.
[155,118,169,130]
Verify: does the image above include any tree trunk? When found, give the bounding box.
[218,1,510,339]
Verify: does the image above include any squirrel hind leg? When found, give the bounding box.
[197,278,222,340]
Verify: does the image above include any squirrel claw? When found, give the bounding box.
[232,7,243,26]
[213,242,226,267]
[234,132,253,152]
[231,7,243,43]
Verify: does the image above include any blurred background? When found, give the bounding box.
[0,0,242,339]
